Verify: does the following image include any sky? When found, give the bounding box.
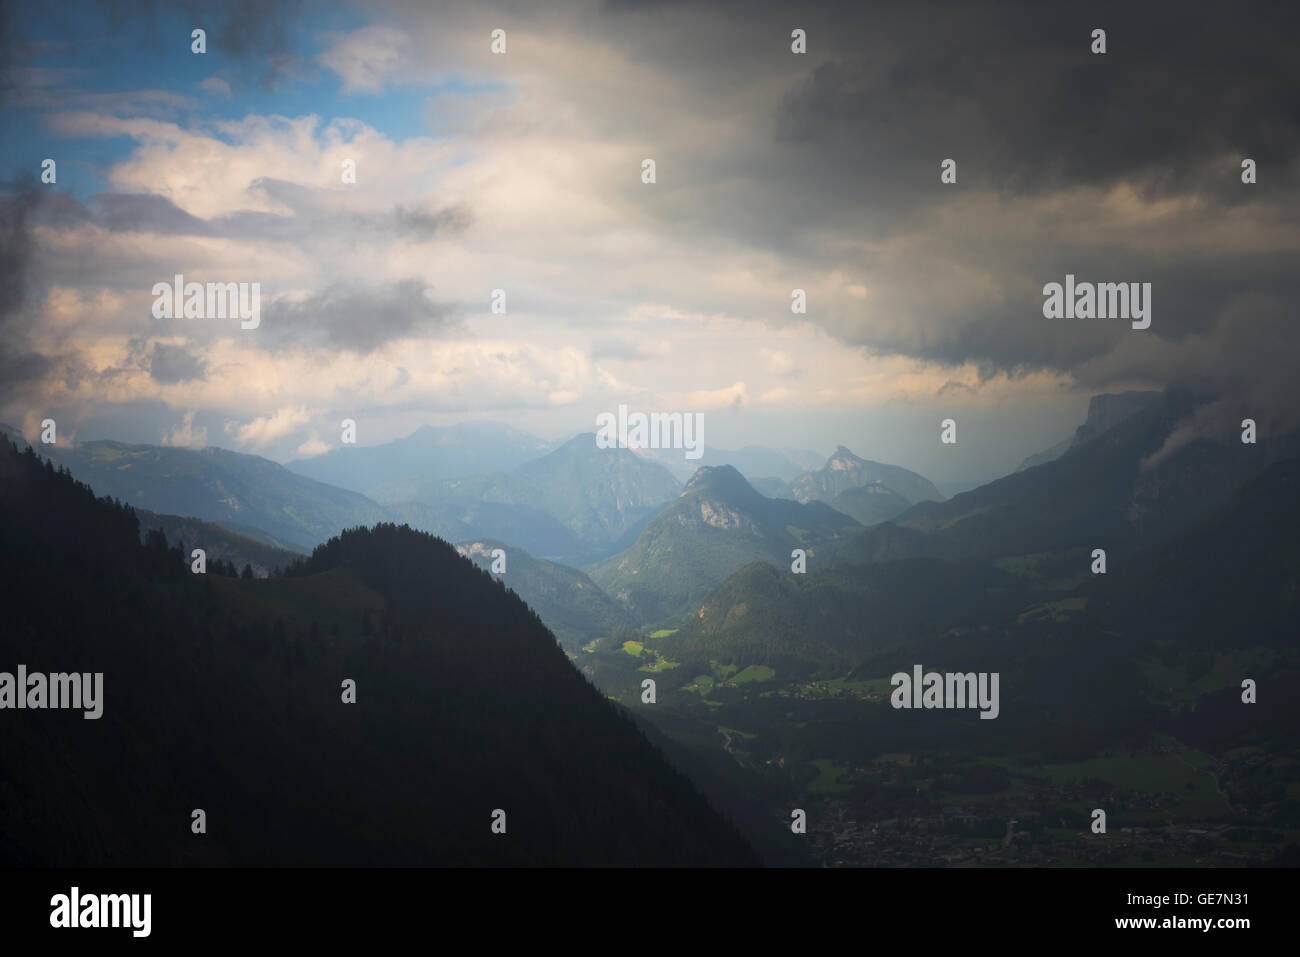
[2,0,1297,484]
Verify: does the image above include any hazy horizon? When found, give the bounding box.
[6,398,1099,487]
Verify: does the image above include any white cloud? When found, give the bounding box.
[316,26,413,94]
[662,381,748,412]
[760,348,796,376]
[296,433,331,457]
[163,411,207,448]
[227,406,313,449]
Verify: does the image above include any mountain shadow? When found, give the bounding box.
[0,438,757,866]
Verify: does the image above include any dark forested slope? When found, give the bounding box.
[0,438,756,866]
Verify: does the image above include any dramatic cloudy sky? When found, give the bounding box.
[2,0,1297,483]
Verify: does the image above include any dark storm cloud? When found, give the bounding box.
[936,380,974,398]
[205,0,307,88]
[260,279,460,353]
[596,0,1299,249]
[771,2,1300,204]
[148,342,208,383]
[814,233,1300,379]
[0,182,39,326]
[602,0,688,10]
[102,0,310,90]
[0,180,55,387]
[1,1,315,100]
[587,0,1300,419]
[393,203,474,238]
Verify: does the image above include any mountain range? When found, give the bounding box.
[1015,391,1165,472]
[286,421,556,493]
[587,464,863,625]
[630,444,826,483]
[0,427,386,552]
[790,445,944,510]
[570,399,1300,866]
[370,433,681,563]
[5,384,1297,868]
[836,392,1300,568]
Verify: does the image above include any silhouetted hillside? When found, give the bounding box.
[1094,456,1300,652]
[134,508,304,578]
[662,558,1025,676]
[0,438,757,867]
[454,540,634,651]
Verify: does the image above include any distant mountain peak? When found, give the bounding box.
[684,463,734,485]
[1075,391,1165,445]
[792,448,941,508]
[556,431,597,448]
[589,462,861,624]
[827,446,863,470]
[682,464,759,498]
[1016,390,1166,472]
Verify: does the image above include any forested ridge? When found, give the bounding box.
[0,438,758,866]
